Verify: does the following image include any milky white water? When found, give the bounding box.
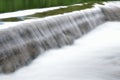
[0,21,120,80]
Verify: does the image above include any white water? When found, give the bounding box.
[0,6,106,74]
[0,22,120,80]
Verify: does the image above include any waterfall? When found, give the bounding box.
[0,5,119,74]
[101,6,120,21]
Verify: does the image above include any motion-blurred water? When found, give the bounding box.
[1,22,120,80]
[0,7,105,73]
[0,2,120,80]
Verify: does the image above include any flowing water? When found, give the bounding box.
[0,1,120,77]
[0,22,120,80]
[0,7,106,73]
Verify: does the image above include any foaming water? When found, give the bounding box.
[0,1,120,74]
[0,7,106,73]
[0,22,120,80]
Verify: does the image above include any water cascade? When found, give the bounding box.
[0,4,120,74]
[101,5,120,21]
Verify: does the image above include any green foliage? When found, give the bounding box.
[0,0,111,13]
[0,2,104,22]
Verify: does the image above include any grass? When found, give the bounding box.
[0,0,108,13]
[26,3,94,18]
[0,2,104,22]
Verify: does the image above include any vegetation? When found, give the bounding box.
[0,1,105,22]
[0,2,104,22]
[0,0,111,13]
[26,2,103,18]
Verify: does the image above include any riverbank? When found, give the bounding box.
[0,2,103,22]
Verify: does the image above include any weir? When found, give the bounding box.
[0,4,120,74]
